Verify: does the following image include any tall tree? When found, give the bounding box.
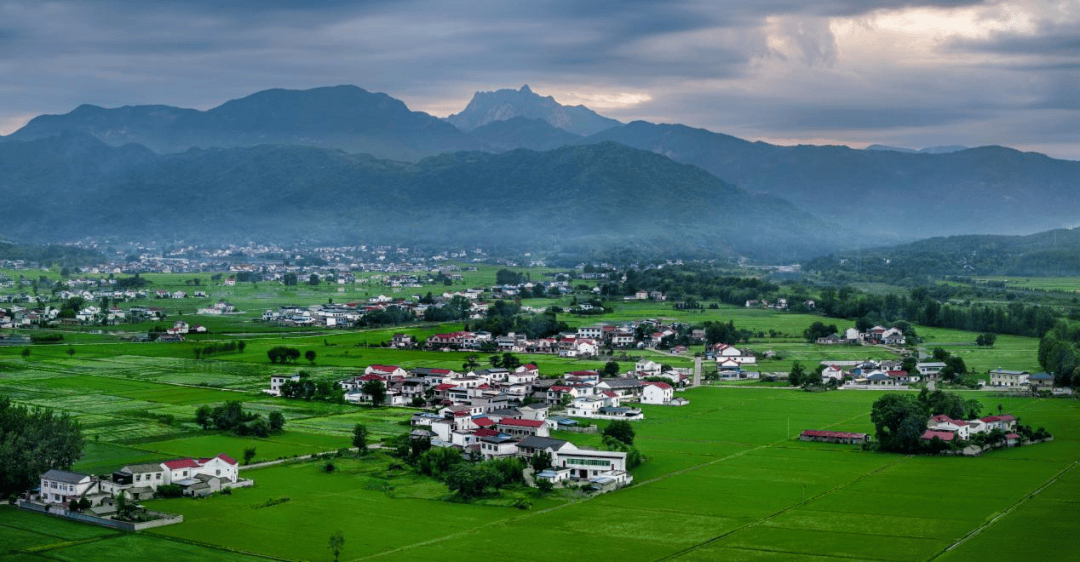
[362,380,387,407]
[352,423,369,456]
[871,394,929,453]
[0,397,84,497]
[603,420,635,446]
[327,531,345,562]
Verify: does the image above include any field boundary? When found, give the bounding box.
[928,459,1080,560]
[652,454,913,561]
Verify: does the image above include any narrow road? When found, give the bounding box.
[240,445,382,471]
[693,356,702,387]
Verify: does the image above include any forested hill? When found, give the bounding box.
[805,228,1080,281]
[580,122,1080,241]
[0,133,840,261]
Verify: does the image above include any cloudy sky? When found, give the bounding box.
[1,0,1077,158]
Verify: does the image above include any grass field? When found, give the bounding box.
[1,268,1073,561]
[2,385,1076,562]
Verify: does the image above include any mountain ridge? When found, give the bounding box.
[0,134,841,261]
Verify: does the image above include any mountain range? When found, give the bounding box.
[0,132,837,261]
[3,83,1079,259]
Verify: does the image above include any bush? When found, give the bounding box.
[156,484,184,498]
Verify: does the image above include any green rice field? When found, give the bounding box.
[1,382,1077,562]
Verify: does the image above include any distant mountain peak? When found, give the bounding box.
[446,85,620,136]
[8,84,486,161]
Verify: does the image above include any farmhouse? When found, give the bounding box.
[989,369,1029,387]
[640,381,673,405]
[39,470,100,506]
[799,430,869,445]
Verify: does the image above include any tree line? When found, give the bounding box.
[0,396,84,498]
[194,400,285,438]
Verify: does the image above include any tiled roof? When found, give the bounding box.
[498,418,545,428]
[920,430,956,442]
[163,458,199,470]
[801,430,868,439]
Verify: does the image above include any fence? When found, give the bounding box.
[17,500,183,531]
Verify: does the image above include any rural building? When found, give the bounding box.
[799,430,869,445]
[989,369,1029,387]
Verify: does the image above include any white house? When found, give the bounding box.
[635,360,662,375]
[641,381,674,404]
[39,470,98,505]
[989,369,1029,387]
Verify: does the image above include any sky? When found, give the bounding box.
[0,0,1077,159]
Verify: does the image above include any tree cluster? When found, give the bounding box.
[280,373,344,403]
[930,347,968,382]
[0,396,84,498]
[194,340,245,359]
[194,401,285,437]
[267,346,301,364]
[1039,320,1080,387]
[803,321,839,342]
[871,389,982,454]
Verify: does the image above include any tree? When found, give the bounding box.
[976,333,997,347]
[501,352,521,370]
[901,356,918,376]
[529,450,553,472]
[309,273,320,286]
[194,405,213,429]
[932,347,950,362]
[243,447,257,465]
[602,361,621,377]
[328,531,345,562]
[536,477,555,494]
[268,346,301,364]
[20,348,30,359]
[462,354,480,371]
[237,340,246,353]
[871,394,929,453]
[66,347,75,358]
[495,269,525,285]
[789,361,806,387]
[352,423,369,456]
[305,350,317,365]
[603,420,635,446]
[0,397,84,497]
[268,411,285,433]
[362,379,387,407]
[803,321,838,342]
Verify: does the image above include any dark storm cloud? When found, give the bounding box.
[0,0,1075,159]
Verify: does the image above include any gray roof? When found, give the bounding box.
[517,436,569,451]
[42,469,91,484]
[120,463,165,474]
[480,434,516,444]
[603,378,643,389]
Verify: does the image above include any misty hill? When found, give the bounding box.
[446,85,621,136]
[806,228,1080,279]
[0,133,838,261]
[581,122,1080,240]
[865,144,969,154]
[469,117,583,152]
[6,86,488,161]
